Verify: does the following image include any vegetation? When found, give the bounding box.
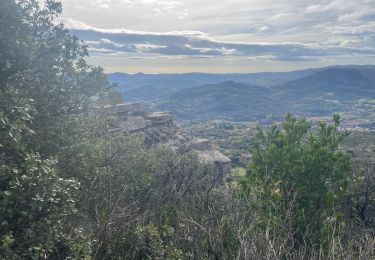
[1,1,375,259]
[114,67,375,122]
[241,114,351,247]
[183,120,257,166]
[157,81,277,121]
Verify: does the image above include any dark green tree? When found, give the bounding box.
[0,0,117,257]
[240,114,351,247]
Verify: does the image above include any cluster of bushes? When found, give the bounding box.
[1,1,374,259]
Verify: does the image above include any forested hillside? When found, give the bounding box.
[275,67,375,115]
[157,81,278,120]
[1,1,375,259]
[112,66,375,123]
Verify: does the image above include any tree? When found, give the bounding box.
[240,114,351,247]
[0,0,116,257]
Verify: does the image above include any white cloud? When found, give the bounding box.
[337,8,375,22]
[135,43,168,51]
[100,39,125,48]
[70,24,375,61]
[270,12,292,21]
[305,4,322,14]
[258,26,270,32]
[328,22,375,35]
[59,0,375,72]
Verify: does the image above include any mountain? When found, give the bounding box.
[275,66,375,115]
[109,68,320,92]
[276,67,375,99]
[155,81,278,121]
[121,85,174,102]
[109,65,375,122]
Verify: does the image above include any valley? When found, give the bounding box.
[110,66,375,183]
[4,0,375,258]
[110,65,375,131]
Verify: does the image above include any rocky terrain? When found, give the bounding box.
[108,103,231,179]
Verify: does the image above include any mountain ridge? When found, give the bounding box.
[110,65,375,121]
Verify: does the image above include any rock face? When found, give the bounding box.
[108,103,231,179]
[189,139,231,184]
[108,103,180,145]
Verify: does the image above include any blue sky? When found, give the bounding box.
[59,0,375,73]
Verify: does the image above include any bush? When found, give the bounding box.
[240,114,351,249]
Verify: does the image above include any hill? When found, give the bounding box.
[155,81,278,120]
[110,65,375,123]
[275,66,375,115]
[109,68,319,92]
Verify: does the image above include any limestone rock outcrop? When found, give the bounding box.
[108,103,231,177]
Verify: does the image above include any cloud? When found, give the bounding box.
[59,0,375,72]
[328,22,375,35]
[270,12,293,21]
[70,23,375,62]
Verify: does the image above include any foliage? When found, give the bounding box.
[0,0,116,257]
[2,0,375,259]
[157,81,277,121]
[240,113,352,247]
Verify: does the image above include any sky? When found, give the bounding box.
[58,0,375,73]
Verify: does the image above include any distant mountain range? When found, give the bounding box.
[109,65,375,121]
[275,67,375,116]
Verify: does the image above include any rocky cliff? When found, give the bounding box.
[108,103,231,178]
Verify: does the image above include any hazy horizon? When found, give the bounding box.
[108,64,375,75]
